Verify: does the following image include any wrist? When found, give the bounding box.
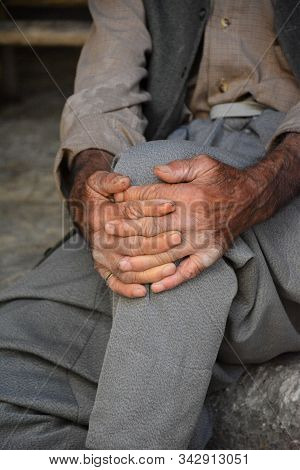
[68,149,114,199]
[245,132,300,226]
[67,149,113,235]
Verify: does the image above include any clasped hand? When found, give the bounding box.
[78,155,255,297]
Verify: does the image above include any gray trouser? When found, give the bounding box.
[0,111,299,449]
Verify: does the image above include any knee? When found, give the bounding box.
[114,139,201,186]
[114,141,165,186]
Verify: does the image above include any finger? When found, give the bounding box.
[114,183,173,203]
[151,254,203,293]
[154,155,217,183]
[154,158,198,183]
[116,231,181,256]
[93,199,175,230]
[105,214,178,237]
[118,263,176,284]
[97,266,147,298]
[109,276,147,298]
[118,199,176,219]
[118,244,192,272]
[92,230,181,259]
[87,171,131,196]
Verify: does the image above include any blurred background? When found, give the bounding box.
[0,0,90,288]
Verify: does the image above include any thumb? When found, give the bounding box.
[154,158,199,183]
[87,171,131,196]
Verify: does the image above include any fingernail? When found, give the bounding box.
[170,232,181,245]
[156,165,171,173]
[119,259,132,271]
[119,177,129,186]
[151,282,165,293]
[134,286,147,297]
[162,264,176,276]
[163,201,176,209]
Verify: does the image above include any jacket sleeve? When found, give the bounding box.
[269,101,300,147]
[54,0,151,196]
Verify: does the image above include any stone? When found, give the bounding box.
[208,353,300,449]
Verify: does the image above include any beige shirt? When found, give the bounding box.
[188,0,300,118]
[55,0,300,194]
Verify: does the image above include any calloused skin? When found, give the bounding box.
[69,133,300,296]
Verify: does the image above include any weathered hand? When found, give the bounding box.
[109,154,257,293]
[69,150,181,298]
[83,171,180,297]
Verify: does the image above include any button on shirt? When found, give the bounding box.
[55,0,300,195]
[187,0,300,118]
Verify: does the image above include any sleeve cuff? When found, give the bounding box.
[268,102,300,149]
[54,114,146,198]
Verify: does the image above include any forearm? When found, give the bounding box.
[246,132,300,227]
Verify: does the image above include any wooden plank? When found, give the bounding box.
[4,0,87,7]
[0,20,90,46]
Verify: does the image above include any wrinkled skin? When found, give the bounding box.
[69,150,181,298]
[110,154,257,293]
[69,133,300,296]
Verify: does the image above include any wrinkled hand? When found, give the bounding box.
[70,167,181,297]
[108,155,257,293]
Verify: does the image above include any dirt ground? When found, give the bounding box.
[0,47,80,288]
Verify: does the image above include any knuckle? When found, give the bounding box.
[155,253,167,265]
[117,271,127,283]
[184,268,197,279]
[119,271,138,284]
[159,215,171,233]
[124,219,140,235]
[132,236,144,253]
[121,235,139,253]
[142,236,153,253]
[86,171,103,190]
[151,187,161,199]
[112,260,122,276]
[144,219,154,237]
[123,203,140,219]
[184,263,199,279]
[133,272,146,283]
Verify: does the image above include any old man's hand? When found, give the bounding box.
[69,149,181,298]
[109,154,258,293]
